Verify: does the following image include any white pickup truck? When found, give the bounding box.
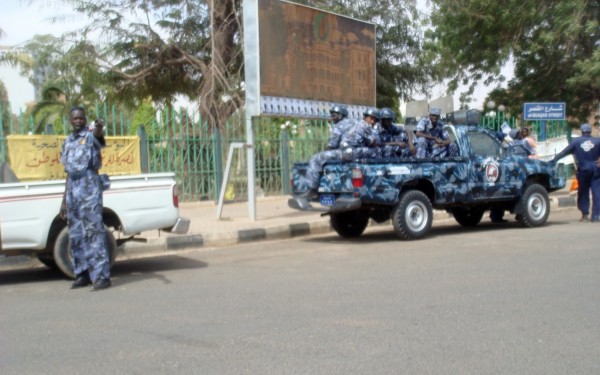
[0,172,190,278]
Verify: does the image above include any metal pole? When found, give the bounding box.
[246,115,256,221]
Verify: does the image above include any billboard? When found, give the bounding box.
[248,0,376,119]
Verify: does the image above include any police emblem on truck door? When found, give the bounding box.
[483,158,500,184]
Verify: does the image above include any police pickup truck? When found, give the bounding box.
[288,124,565,240]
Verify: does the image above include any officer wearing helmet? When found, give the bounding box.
[552,123,600,222]
[297,107,380,199]
[415,107,458,158]
[376,108,416,158]
[326,105,354,150]
[348,108,382,159]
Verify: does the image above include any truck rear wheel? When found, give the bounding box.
[452,207,484,227]
[392,190,433,240]
[53,226,118,279]
[330,211,369,238]
[515,183,550,227]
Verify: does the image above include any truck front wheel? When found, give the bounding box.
[330,211,370,238]
[53,226,118,279]
[392,190,433,240]
[515,183,550,227]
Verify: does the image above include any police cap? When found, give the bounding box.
[581,123,592,133]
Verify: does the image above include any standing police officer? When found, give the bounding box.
[60,107,111,290]
[552,123,600,222]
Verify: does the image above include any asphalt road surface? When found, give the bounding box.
[1,209,599,374]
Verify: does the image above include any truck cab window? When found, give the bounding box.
[467,131,502,158]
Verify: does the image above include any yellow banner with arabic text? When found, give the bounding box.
[7,135,141,181]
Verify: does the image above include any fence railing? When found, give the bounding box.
[1,104,570,202]
[0,104,331,201]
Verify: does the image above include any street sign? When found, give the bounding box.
[523,102,566,121]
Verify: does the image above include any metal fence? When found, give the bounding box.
[0,104,569,202]
[0,104,331,201]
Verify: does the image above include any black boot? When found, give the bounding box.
[91,278,112,291]
[71,273,91,289]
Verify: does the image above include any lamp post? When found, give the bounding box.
[486,101,496,129]
[497,104,506,126]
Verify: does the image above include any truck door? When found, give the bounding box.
[466,130,514,200]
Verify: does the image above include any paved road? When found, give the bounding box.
[1,209,598,374]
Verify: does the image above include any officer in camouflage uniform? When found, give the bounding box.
[341,108,381,160]
[376,108,416,158]
[297,107,379,199]
[60,107,111,291]
[415,107,459,158]
[326,105,354,150]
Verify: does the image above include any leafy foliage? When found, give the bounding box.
[429,0,600,121]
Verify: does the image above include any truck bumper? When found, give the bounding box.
[288,197,362,213]
[163,217,191,234]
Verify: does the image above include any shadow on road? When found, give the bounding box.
[109,255,208,287]
[303,218,575,245]
[0,255,208,287]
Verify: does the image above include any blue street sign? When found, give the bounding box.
[523,102,566,121]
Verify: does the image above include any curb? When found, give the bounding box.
[119,195,577,256]
[0,194,578,269]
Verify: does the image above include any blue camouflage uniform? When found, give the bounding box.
[552,129,600,222]
[303,120,379,192]
[61,129,110,281]
[342,120,381,159]
[326,118,355,150]
[377,123,414,158]
[415,118,459,158]
[506,139,535,157]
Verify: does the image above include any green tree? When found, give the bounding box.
[0,80,12,135]
[1,34,109,131]
[53,0,244,132]
[130,99,158,136]
[31,0,432,123]
[428,0,600,120]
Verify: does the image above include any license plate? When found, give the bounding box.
[320,194,335,206]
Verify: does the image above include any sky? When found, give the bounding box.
[1,1,510,116]
[0,1,85,112]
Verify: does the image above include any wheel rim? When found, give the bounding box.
[405,201,429,232]
[528,192,547,220]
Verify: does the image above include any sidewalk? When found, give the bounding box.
[120,182,577,257]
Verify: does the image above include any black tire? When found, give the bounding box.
[392,190,433,240]
[330,211,370,238]
[515,183,550,227]
[36,253,58,270]
[53,226,118,279]
[452,207,485,227]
